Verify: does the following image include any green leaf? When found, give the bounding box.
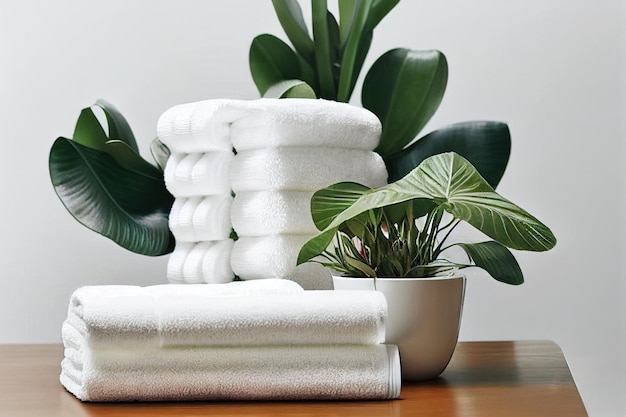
[249,34,301,96]
[337,0,372,102]
[362,48,448,156]
[457,241,524,285]
[95,99,138,153]
[345,256,377,277]
[338,0,357,44]
[367,0,400,29]
[312,0,336,99]
[72,107,109,151]
[385,121,511,187]
[300,153,556,266]
[297,228,337,265]
[150,137,170,171]
[49,138,175,256]
[264,79,317,99]
[310,182,370,229]
[271,0,315,64]
[104,140,163,178]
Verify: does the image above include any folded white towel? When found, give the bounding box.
[231,235,315,279]
[230,147,388,192]
[63,285,387,348]
[60,331,401,401]
[168,196,233,242]
[164,151,233,197]
[229,98,381,151]
[231,191,318,236]
[157,98,381,154]
[167,240,235,284]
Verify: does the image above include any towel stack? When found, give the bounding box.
[158,99,387,287]
[60,280,401,401]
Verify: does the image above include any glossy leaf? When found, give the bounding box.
[310,182,371,229]
[49,138,174,256]
[150,137,170,171]
[367,0,400,29]
[337,0,372,102]
[72,107,108,151]
[271,0,315,64]
[249,34,301,96]
[104,140,163,178]
[312,0,335,99]
[338,0,357,44]
[264,79,316,99]
[457,241,524,285]
[95,99,138,152]
[362,48,448,156]
[385,121,511,187]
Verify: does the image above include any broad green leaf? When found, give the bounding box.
[345,256,376,277]
[301,153,556,265]
[104,140,163,179]
[49,138,174,256]
[297,228,336,265]
[95,99,138,152]
[272,0,315,64]
[337,0,372,102]
[150,137,170,171]
[312,0,336,99]
[310,182,370,229]
[338,0,357,44]
[367,0,400,29]
[249,34,301,96]
[385,121,511,187]
[457,241,524,285]
[264,79,317,99]
[72,107,108,151]
[362,48,448,156]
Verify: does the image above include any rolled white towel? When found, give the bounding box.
[230,98,381,151]
[157,98,381,154]
[168,196,233,242]
[61,331,401,401]
[167,240,235,284]
[230,147,388,192]
[164,151,233,197]
[231,235,315,279]
[231,191,318,237]
[63,284,387,348]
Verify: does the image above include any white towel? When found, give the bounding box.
[60,332,401,401]
[231,235,315,279]
[168,196,233,242]
[231,191,318,236]
[167,240,235,284]
[230,147,388,192]
[157,98,381,154]
[164,151,233,197]
[63,285,387,348]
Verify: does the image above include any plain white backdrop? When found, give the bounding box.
[1,1,624,415]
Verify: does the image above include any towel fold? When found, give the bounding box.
[167,240,235,284]
[168,196,233,242]
[164,151,233,197]
[157,98,381,154]
[60,333,400,401]
[231,235,315,279]
[231,191,318,236]
[230,147,388,192]
[64,285,386,348]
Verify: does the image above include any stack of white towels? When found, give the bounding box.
[60,280,401,401]
[157,99,387,288]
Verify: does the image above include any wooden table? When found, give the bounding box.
[0,341,587,416]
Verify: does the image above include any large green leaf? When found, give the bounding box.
[337,0,372,102]
[264,79,317,99]
[457,241,523,285]
[104,140,163,178]
[95,99,138,152]
[72,107,108,151]
[271,0,315,64]
[49,138,174,256]
[249,34,301,96]
[298,152,556,264]
[385,121,511,187]
[367,0,400,29]
[312,0,335,99]
[362,48,448,156]
[310,182,371,230]
[338,0,357,44]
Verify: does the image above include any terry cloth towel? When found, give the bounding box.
[60,334,401,401]
[164,151,233,197]
[230,147,388,192]
[157,98,381,154]
[168,196,233,242]
[63,286,386,348]
[231,235,315,279]
[167,240,235,284]
[231,191,318,237]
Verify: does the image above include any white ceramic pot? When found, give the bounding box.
[333,275,466,381]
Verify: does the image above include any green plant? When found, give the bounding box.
[250,0,510,186]
[297,152,556,284]
[48,100,175,256]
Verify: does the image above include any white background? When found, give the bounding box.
[1,1,624,415]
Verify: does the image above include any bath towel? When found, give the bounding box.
[164,151,233,197]
[167,240,235,284]
[168,196,233,242]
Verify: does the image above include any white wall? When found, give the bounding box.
[1,1,623,415]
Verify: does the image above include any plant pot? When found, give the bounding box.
[332,275,466,381]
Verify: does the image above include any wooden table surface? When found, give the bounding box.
[0,341,587,417]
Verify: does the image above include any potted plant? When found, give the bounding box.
[296,152,556,380]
